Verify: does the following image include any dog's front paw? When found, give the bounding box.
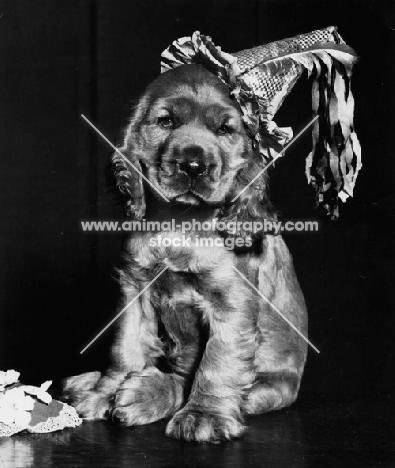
[165,408,245,443]
[112,368,183,426]
[62,371,111,420]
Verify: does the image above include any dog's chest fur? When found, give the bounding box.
[126,228,262,358]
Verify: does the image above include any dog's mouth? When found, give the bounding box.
[149,161,227,206]
[174,182,226,205]
[174,190,205,205]
[157,170,214,204]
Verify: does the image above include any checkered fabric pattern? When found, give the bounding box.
[232,26,344,101]
[248,63,300,102]
[233,26,343,71]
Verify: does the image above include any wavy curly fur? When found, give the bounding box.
[63,64,308,443]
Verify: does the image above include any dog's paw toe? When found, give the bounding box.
[111,405,143,425]
[113,375,144,407]
[111,401,159,426]
[73,391,111,420]
[111,386,150,426]
[165,409,245,443]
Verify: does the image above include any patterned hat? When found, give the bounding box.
[161,27,362,218]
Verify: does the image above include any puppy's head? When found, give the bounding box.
[114,64,274,229]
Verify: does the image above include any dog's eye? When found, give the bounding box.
[158,116,174,129]
[217,124,232,135]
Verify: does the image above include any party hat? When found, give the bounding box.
[161,27,361,218]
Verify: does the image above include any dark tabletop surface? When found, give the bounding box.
[1,395,393,468]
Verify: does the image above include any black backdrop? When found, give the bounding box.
[0,0,394,400]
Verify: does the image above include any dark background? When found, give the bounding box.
[0,0,394,405]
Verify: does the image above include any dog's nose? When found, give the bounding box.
[177,145,208,179]
[179,160,207,178]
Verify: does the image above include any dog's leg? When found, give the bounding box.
[166,270,257,443]
[242,306,307,415]
[243,236,308,415]
[112,303,202,425]
[63,276,163,420]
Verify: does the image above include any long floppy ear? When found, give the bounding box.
[112,94,150,219]
[218,149,277,239]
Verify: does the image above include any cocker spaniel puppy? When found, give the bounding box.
[64,64,308,443]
